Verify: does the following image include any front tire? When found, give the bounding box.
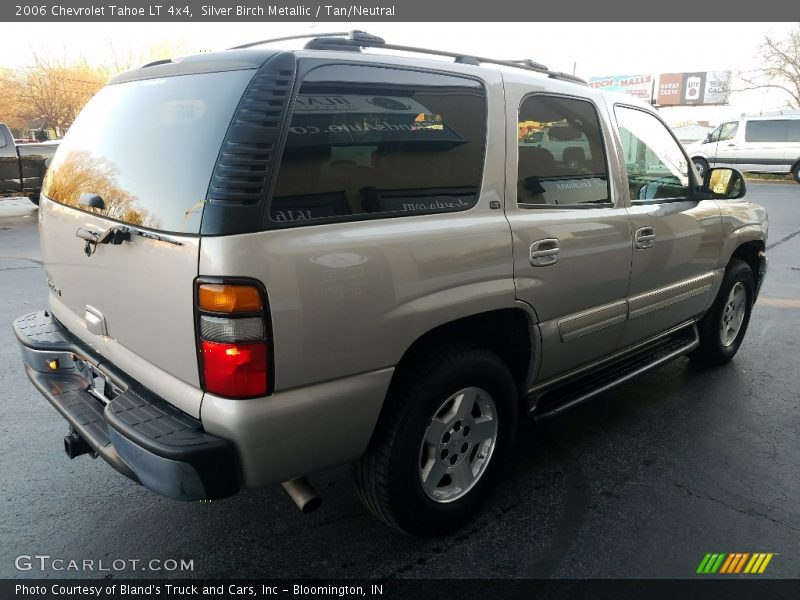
[689,259,754,367]
[353,344,518,537]
[792,162,800,184]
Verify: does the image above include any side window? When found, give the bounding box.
[614,105,691,202]
[708,126,722,143]
[269,65,486,226]
[789,120,800,143]
[745,120,789,143]
[517,95,610,206]
[719,121,738,141]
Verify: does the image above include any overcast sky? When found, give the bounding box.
[6,21,799,125]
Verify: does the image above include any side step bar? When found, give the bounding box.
[528,323,699,419]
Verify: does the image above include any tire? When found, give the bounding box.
[28,194,40,206]
[792,162,800,184]
[689,259,754,367]
[692,157,709,180]
[353,343,518,537]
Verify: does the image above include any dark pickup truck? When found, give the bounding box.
[0,123,59,204]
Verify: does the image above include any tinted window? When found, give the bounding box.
[615,105,691,202]
[517,95,609,206]
[42,69,255,234]
[270,65,486,225]
[719,121,738,141]
[788,120,800,143]
[745,120,789,143]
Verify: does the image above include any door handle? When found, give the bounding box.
[530,238,560,266]
[726,143,736,147]
[635,227,655,249]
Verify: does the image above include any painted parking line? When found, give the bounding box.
[757,297,800,308]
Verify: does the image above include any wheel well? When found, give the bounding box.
[731,240,765,289]
[391,309,534,396]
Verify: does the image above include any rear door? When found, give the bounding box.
[507,85,633,381]
[740,119,790,173]
[40,68,255,417]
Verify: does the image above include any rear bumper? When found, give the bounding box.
[14,310,240,501]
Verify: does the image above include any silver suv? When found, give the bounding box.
[14,32,768,537]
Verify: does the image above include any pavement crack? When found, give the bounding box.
[673,482,800,533]
[766,229,800,251]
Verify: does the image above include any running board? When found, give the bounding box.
[528,324,699,419]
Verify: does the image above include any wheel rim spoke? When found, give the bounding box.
[424,417,449,447]
[421,458,447,495]
[450,459,474,491]
[469,417,496,443]
[452,388,478,421]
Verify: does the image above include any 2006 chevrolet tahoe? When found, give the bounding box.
[14,32,768,537]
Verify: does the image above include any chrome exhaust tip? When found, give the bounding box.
[281,477,322,513]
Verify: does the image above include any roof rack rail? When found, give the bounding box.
[230,30,587,86]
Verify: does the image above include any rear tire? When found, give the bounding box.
[353,343,518,537]
[692,157,709,180]
[689,259,754,367]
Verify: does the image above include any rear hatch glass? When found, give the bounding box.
[43,69,256,233]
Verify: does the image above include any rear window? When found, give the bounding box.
[42,69,255,234]
[269,65,486,226]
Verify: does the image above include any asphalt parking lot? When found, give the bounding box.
[0,185,798,580]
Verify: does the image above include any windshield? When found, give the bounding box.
[42,69,255,234]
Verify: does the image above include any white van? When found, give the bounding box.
[687,114,800,183]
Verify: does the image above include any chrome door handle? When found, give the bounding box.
[635,227,655,249]
[530,238,560,266]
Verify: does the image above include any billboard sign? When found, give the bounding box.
[657,71,732,106]
[703,71,733,105]
[588,75,654,100]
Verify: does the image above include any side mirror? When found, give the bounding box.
[702,167,746,200]
[704,133,712,144]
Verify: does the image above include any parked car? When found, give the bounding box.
[14,32,768,537]
[0,123,60,204]
[686,114,800,182]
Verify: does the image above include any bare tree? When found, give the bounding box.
[739,27,800,109]
[17,55,109,136]
[0,68,29,132]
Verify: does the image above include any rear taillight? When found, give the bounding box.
[196,281,270,398]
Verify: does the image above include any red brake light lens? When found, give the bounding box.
[201,340,267,398]
[196,280,270,399]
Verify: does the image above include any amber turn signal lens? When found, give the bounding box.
[198,284,262,313]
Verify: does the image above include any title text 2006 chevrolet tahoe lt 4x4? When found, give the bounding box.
[14,32,767,537]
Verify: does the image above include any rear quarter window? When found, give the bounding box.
[269,65,487,226]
